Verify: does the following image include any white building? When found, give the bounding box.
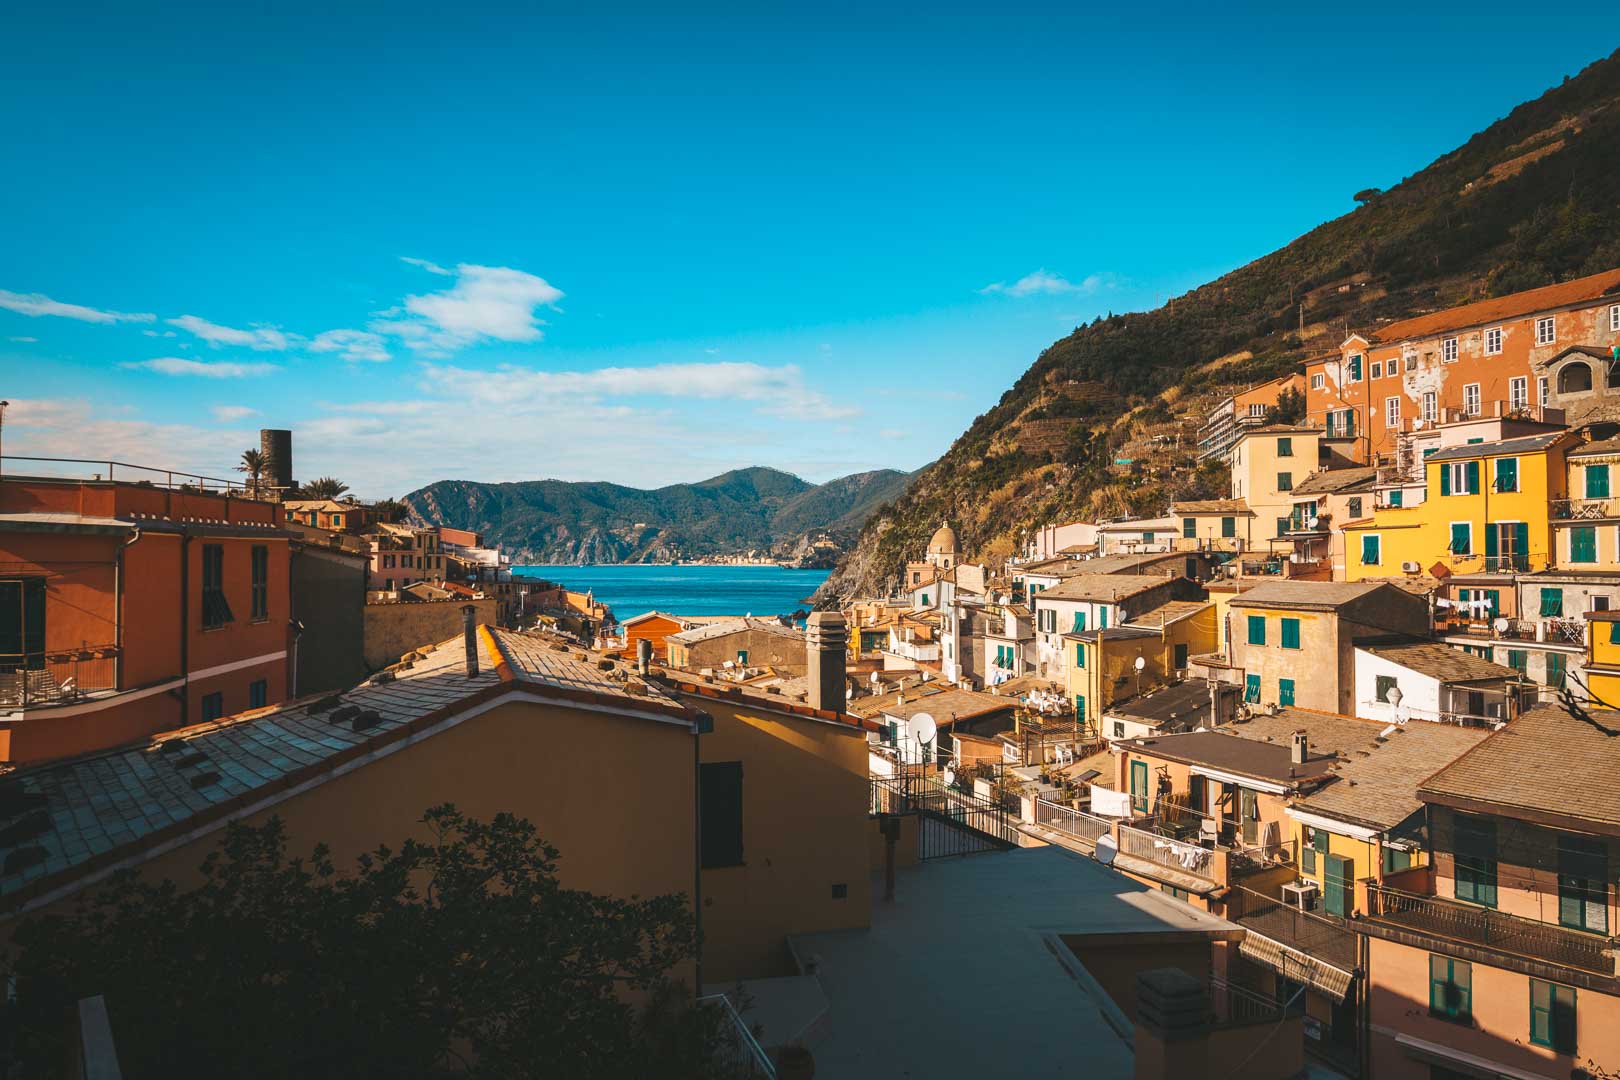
[1352,641,1530,727]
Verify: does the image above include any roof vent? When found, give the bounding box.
[330,704,361,724]
[351,710,383,732]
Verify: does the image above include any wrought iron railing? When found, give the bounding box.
[0,649,120,708]
[1364,884,1619,976]
[1552,498,1614,521]
[1209,974,1296,1028]
[694,994,776,1078]
[1117,822,1216,881]
[1227,886,1358,973]
[0,454,249,493]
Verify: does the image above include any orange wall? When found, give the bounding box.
[624,616,683,660]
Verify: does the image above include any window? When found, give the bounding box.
[1449,522,1472,556]
[249,679,267,709]
[1099,607,1109,629]
[1441,337,1459,363]
[1385,396,1400,428]
[1112,720,1125,738]
[1612,305,1620,333]
[1559,361,1593,395]
[201,545,232,629]
[1536,315,1556,346]
[1495,457,1518,493]
[1183,517,1196,539]
[736,649,749,666]
[1071,610,1087,633]
[1074,642,1086,668]
[700,761,744,868]
[1247,402,1266,418]
[1454,816,1497,906]
[1129,759,1148,812]
[330,514,343,528]
[1387,490,1403,508]
[1557,833,1607,933]
[1303,827,1327,873]
[1509,376,1528,411]
[1404,352,1418,372]
[1221,516,1236,538]
[1440,460,1480,496]
[1371,361,1383,379]
[1278,678,1295,706]
[1280,618,1300,650]
[0,575,47,686]
[1348,497,1363,519]
[920,593,929,606]
[1076,694,1087,722]
[1540,587,1565,617]
[1571,527,1597,564]
[1548,652,1568,689]
[250,545,269,620]
[201,692,223,723]
[1244,674,1261,703]
[1539,376,1550,407]
[1247,615,1266,646]
[1276,517,1290,537]
[1348,354,1363,381]
[1428,956,1472,1023]
[1383,846,1413,874]
[1361,534,1381,565]
[1311,373,1324,389]
[1504,648,1528,674]
[1587,464,1611,499]
[1141,531,1154,544]
[1463,383,1481,416]
[1530,980,1577,1054]
[1375,674,1400,703]
[1277,437,1293,457]
[1277,472,1292,492]
[1422,390,1438,423]
[1484,326,1503,355]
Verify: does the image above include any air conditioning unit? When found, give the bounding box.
[1401,560,1421,573]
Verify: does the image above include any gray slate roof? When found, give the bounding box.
[1425,432,1569,464]
[1295,722,1488,832]
[1359,642,1518,684]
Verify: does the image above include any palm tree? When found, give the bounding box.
[236,448,267,498]
[303,477,350,500]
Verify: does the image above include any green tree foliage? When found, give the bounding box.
[1271,385,1306,424]
[3,806,752,1079]
[301,476,351,500]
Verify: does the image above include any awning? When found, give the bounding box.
[1237,930,1356,1002]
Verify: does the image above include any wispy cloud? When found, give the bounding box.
[8,335,37,343]
[142,329,178,338]
[211,405,258,422]
[978,269,1112,298]
[375,263,564,355]
[310,328,390,363]
[400,256,453,276]
[0,289,155,324]
[168,314,297,351]
[123,357,278,378]
[879,428,910,440]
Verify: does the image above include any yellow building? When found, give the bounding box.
[1583,609,1620,705]
[1170,498,1256,553]
[1552,435,1620,569]
[1063,600,1217,727]
[1230,426,1325,548]
[1343,430,1575,582]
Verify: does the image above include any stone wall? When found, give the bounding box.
[363,597,497,671]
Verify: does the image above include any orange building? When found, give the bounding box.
[281,498,384,534]
[1304,267,1620,464]
[0,473,291,763]
[619,610,739,661]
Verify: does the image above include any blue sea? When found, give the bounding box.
[517,564,831,622]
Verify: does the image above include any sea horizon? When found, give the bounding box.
[517,562,831,621]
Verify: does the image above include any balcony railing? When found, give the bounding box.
[1364,884,1619,977]
[694,994,776,1078]
[1553,498,1616,521]
[1117,821,1217,882]
[0,454,251,494]
[1034,798,1112,847]
[1433,615,1537,641]
[1,648,120,708]
[1227,886,1359,973]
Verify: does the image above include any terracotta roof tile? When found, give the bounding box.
[1372,267,1620,343]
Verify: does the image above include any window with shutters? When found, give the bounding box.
[1536,316,1556,346]
[1276,472,1292,492]
[1494,457,1518,492]
[1504,649,1528,674]
[1071,610,1086,633]
[1587,464,1611,499]
[1530,980,1576,1053]
[1540,587,1564,617]
[1548,652,1568,689]
[250,544,269,621]
[1383,846,1413,874]
[1429,956,1472,1022]
[1348,354,1362,381]
[1570,527,1597,564]
[1244,674,1260,703]
[1183,517,1196,539]
[249,679,267,709]
[1442,461,1480,496]
[1485,326,1503,355]
[1280,618,1300,650]
[1221,516,1236,538]
[1557,834,1607,933]
[1278,678,1295,706]
[1074,643,1085,669]
[1277,437,1293,457]
[201,545,233,629]
[1454,815,1497,907]
[1302,827,1327,874]
[1449,523,1471,556]
[1376,675,1399,703]
[1348,497,1362,519]
[1361,534,1381,566]
[1076,694,1087,722]
[1247,615,1266,646]
[700,761,744,868]
[201,692,223,723]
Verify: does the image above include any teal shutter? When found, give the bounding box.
[1610,621,1620,645]
[1513,522,1529,569]
[1588,464,1611,499]
[1572,528,1596,564]
[1541,587,1564,617]
[1450,523,1470,555]
[1361,535,1380,565]
[1221,516,1236,538]
[1278,678,1295,706]
[1076,694,1087,722]
[1075,643,1085,669]
[1280,618,1300,649]
[1183,517,1196,539]
[1496,457,1518,492]
[1440,463,1452,496]
[1244,674,1260,703]
[1466,460,1480,494]
[1485,523,1499,566]
[1324,853,1352,917]
[1099,607,1108,629]
[1247,615,1266,645]
[1389,489,1402,507]
[1130,759,1147,812]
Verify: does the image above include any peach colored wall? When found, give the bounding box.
[0,531,120,653]
[1367,935,1620,1080]
[1430,808,1620,931]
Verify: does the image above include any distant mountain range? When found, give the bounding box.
[401,466,914,565]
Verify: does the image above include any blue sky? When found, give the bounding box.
[2,6,1615,497]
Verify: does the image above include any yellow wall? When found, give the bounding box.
[1065,607,1218,720]
[1290,819,1428,911]
[1587,618,1620,703]
[1229,606,1337,712]
[1232,431,1323,546]
[694,698,874,983]
[1345,442,1565,581]
[1174,512,1254,553]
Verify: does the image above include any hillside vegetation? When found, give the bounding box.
[821,48,1620,599]
[402,466,911,564]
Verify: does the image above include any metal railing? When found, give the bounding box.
[1365,884,1619,976]
[0,454,250,493]
[1034,798,1112,847]
[1,649,119,708]
[695,994,776,1078]
[1210,974,1296,1028]
[1227,886,1359,973]
[1552,498,1614,521]
[1117,822,1216,881]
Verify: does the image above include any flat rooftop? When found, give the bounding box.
[788,845,1237,1077]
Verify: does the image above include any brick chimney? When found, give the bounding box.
[1291,730,1308,765]
[806,611,848,714]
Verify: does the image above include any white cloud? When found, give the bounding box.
[0,289,155,324]
[3,398,250,481]
[8,335,37,343]
[168,314,297,351]
[142,329,178,338]
[400,256,453,276]
[310,328,390,363]
[212,405,258,422]
[879,428,910,440]
[418,360,859,421]
[978,269,1112,298]
[374,263,564,354]
[123,357,278,378]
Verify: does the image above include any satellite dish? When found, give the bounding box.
[845,687,854,701]
[1493,616,1511,633]
[1134,656,1146,672]
[912,713,937,744]
[1095,834,1118,866]
[1387,685,1403,708]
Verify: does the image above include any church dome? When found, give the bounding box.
[927,522,959,555]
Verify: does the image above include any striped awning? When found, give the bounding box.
[1237,930,1356,1002]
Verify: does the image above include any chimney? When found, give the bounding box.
[806,611,848,714]
[636,637,652,675]
[462,604,480,678]
[1291,730,1308,765]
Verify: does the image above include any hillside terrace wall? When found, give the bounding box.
[363,596,497,670]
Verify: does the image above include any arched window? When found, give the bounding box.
[1558,361,1593,395]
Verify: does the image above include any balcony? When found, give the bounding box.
[1226,886,1358,974]
[1,648,120,709]
[884,639,941,663]
[1364,884,1619,978]
[1432,614,1536,640]
[1553,498,1618,521]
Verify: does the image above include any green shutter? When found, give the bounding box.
[1610,621,1620,645]
[1541,587,1564,617]
[1221,516,1236,537]
[1466,460,1480,494]
[1485,522,1499,565]
[1572,527,1597,564]
[1247,615,1266,645]
[1439,461,1451,496]
[1430,956,1472,1022]
[1530,979,1577,1053]
[1076,694,1086,722]
[1514,522,1529,569]
[1244,674,1260,703]
[1588,464,1611,499]
[1324,853,1352,917]
[1450,522,1471,555]
[1278,678,1295,706]
[1280,618,1300,649]
[1496,457,1518,492]
[1389,489,1402,507]
[1361,534,1380,565]
[1130,759,1147,812]
[1075,643,1085,669]
[1455,817,1498,907]
[1183,517,1196,539]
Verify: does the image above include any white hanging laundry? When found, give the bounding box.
[1089,785,1132,818]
